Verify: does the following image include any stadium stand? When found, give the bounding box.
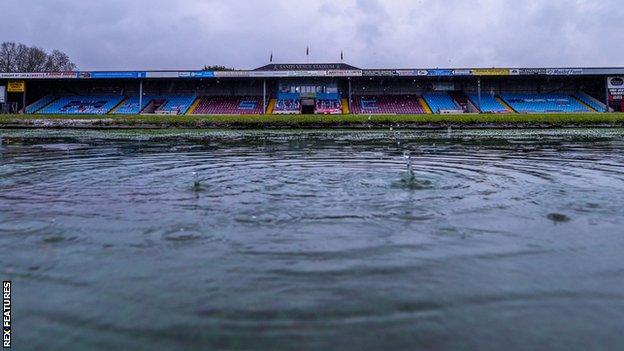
[38,95,125,115]
[450,92,470,112]
[112,95,155,114]
[192,96,264,115]
[467,93,509,113]
[274,99,301,114]
[351,95,425,114]
[25,95,56,114]
[500,93,589,113]
[155,95,196,115]
[315,99,342,114]
[575,92,606,112]
[422,92,461,113]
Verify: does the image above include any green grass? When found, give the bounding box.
[1,113,624,128]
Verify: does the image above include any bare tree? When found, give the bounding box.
[45,50,76,71]
[0,42,77,72]
[0,42,19,72]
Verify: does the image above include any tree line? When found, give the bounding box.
[0,42,77,72]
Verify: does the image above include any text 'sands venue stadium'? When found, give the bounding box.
[1,63,623,115]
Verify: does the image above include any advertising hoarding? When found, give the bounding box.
[608,77,624,100]
[546,69,583,75]
[472,68,510,76]
[87,71,147,79]
[7,81,25,92]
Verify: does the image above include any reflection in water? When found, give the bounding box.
[1,129,624,351]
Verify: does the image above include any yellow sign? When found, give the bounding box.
[472,69,510,76]
[7,81,25,93]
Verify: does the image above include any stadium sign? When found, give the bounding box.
[608,77,624,100]
[7,81,25,93]
[256,63,360,71]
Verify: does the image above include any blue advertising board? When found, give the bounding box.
[84,71,147,79]
[189,71,215,78]
[427,69,453,76]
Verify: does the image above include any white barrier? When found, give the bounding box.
[439,109,464,114]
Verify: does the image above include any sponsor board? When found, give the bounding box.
[7,81,25,93]
[363,70,398,77]
[145,71,181,78]
[608,77,624,100]
[513,68,548,75]
[608,77,624,89]
[87,71,147,79]
[44,72,78,79]
[189,71,215,78]
[327,70,363,77]
[427,69,453,76]
[472,68,510,76]
[0,72,78,79]
[214,71,253,78]
[546,68,583,75]
[363,69,425,77]
[250,71,290,78]
[452,69,473,76]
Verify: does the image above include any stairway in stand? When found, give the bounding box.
[341,98,349,114]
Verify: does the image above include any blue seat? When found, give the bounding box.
[38,95,124,115]
[423,92,458,113]
[467,93,508,113]
[500,93,589,113]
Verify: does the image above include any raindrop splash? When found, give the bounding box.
[404,151,415,180]
[192,172,202,191]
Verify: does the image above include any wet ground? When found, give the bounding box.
[1,128,624,350]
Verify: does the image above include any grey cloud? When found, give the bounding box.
[0,0,622,70]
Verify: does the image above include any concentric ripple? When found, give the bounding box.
[2,129,624,350]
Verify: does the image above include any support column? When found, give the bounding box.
[348,77,352,113]
[263,79,267,115]
[605,76,610,112]
[138,79,143,114]
[22,81,27,114]
[477,78,482,111]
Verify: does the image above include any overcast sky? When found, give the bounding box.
[2,0,622,70]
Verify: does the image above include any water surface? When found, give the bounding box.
[1,129,624,350]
